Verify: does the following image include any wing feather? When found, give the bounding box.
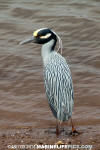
[43,52,74,121]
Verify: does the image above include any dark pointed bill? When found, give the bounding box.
[19,36,34,45]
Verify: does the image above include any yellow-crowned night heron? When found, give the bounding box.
[20,28,77,135]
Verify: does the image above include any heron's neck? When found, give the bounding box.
[41,39,56,65]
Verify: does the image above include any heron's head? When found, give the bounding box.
[20,28,57,45]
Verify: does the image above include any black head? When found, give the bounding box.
[33,28,57,44]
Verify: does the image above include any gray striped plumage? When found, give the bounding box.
[43,51,74,122]
[20,28,74,124]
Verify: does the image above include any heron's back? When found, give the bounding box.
[43,51,74,122]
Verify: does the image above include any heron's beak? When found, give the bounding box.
[19,36,35,45]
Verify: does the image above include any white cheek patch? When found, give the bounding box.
[40,33,51,39]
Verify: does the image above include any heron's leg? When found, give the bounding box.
[70,118,79,135]
[71,118,76,132]
[56,120,60,136]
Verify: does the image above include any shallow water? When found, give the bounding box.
[0,0,100,127]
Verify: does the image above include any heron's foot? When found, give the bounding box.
[56,128,65,137]
[70,127,80,136]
